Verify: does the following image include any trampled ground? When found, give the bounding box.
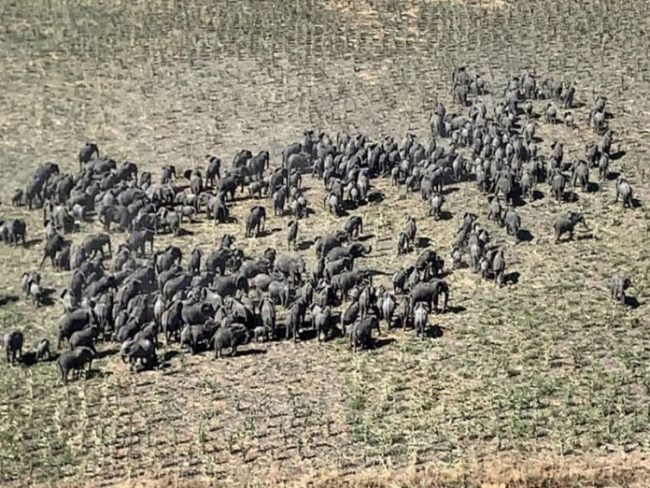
[1,0,650,486]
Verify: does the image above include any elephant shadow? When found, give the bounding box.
[504,271,520,285]
[252,229,273,238]
[358,234,375,242]
[586,182,600,193]
[625,296,641,309]
[85,369,113,380]
[631,198,643,209]
[516,229,534,243]
[441,186,459,196]
[417,237,432,248]
[610,150,626,161]
[424,324,444,339]
[367,191,385,203]
[39,287,58,306]
[445,305,466,314]
[564,191,579,203]
[532,189,545,200]
[0,295,19,307]
[607,171,621,181]
[24,239,43,249]
[296,239,314,251]
[366,269,390,277]
[373,337,395,350]
[436,211,453,221]
[176,228,195,237]
[236,348,267,357]
[98,347,120,359]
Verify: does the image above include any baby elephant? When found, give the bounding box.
[58,346,95,384]
[2,330,24,365]
[608,275,631,305]
[36,339,52,362]
[253,325,272,343]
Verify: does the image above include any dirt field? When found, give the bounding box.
[1,0,650,486]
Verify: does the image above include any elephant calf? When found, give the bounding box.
[121,338,157,370]
[36,339,52,362]
[348,315,380,352]
[554,212,588,244]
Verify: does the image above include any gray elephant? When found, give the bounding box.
[344,216,363,239]
[324,257,354,281]
[2,330,23,365]
[312,305,333,342]
[58,346,95,384]
[554,212,588,244]
[180,320,218,354]
[410,280,449,313]
[80,233,112,259]
[245,205,267,237]
[571,160,590,192]
[162,301,184,343]
[501,208,521,240]
[396,231,411,256]
[69,326,100,353]
[551,171,566,202]
[452,82,469,106]
[608,275,631,304]
[267,281,290,307]
[287,220,299,250]
[0,219,27,246]
[58,309,97,348]
[285,297,308,342]
[127,229,155,256]
[429,193,444,220]
[413,302,429,338]
[348,315,380,352]
[79,142,100,171]
[274,255,305,285]
[324,192,341,215]
[36,339,52,362]
[214,324,249,359]
[615,177,633,208]
[121,338,157,370]
[260,297,276,338]
[491,249,506,286]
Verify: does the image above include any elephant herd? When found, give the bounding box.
[0,67,638,384]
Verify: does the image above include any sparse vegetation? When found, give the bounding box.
[1,0,649,487]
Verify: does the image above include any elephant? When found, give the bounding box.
[501,208,521,240]
[162,301,184,343]
[287,220,299,250]
[598,153,610,181]
[116,161,138,182]
[274,255,306,285]
[213,273,249,298]
[615,177,633,208]
[2,330,23,365]
[80,233,112,259]
[214,324,249,358]
[326,243,372,262]
[162,273,192,301]
[324,257,354,281]
[69,326,100,353]
[205,156,221,187]
[127,229,155,256]
[181,302,215,327]
[206,196,230,224]
[58,309,97,348]
[156,246,183,273]
[85,275,117,299]
[345,216,363,239]
[545,103,558,123]
[487,197,502,223]
[180,320,219,354]
[415,250,444,279]
[413,302,429,338]
[429,193,444,220]
[245,205,266,237]
[36,339,52,362]
[285,297,308,342]
[79,142,100,171]
[266,280,289,307]
[239,258,272,280]
[161,165,177,184]
[260,297,276,338]
[554,212,588,243]
[551,172,566,202]
[315,231,348,258]
[58,346,95,384]
[571,160,590,192]
[396,231,411,256]
[452,82,469,106]
[189,248,202,275]
[324,192,341,215]
[348,315,380,352]
[0,219,27,246]
[491,249,506,286]
[121,338,157,370]
[157,209,182,236]
[392,266,414,295]
[311,305,333,341]
[247,151,269,180]
[252,325,272,343]
[330,270,371,300]
[410,280,449,313]
[608,275,631,304]
[217,176,238,201]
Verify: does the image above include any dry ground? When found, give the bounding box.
[1,0,650,486]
